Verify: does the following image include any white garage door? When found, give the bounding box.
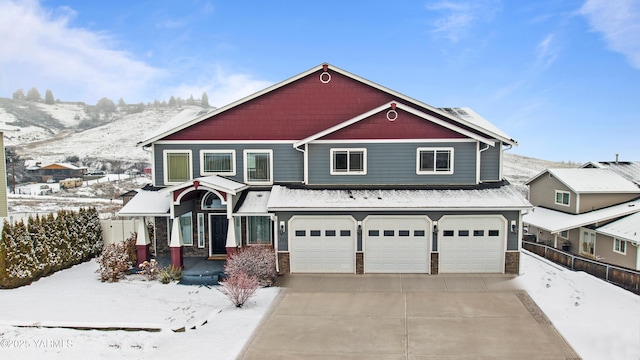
[289,216,356,273]
[438,216,506,273]
[364,216,431,273]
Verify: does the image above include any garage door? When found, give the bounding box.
[364,216,431,273]
[438,216,506,273]
[289,216,356,273]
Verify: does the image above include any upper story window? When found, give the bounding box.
[417,147,454,174]
[164,150,192,184]
[244,150,273,185]
[555,190,570,206]
[200,150,235,175]
[330,148,366,175]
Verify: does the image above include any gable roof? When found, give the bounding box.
[138,63,517,147]
[581,161,640,186]
[523,198,640,234]
[596,212,640,244]
[293,102,496,147]
[526,168,640,194]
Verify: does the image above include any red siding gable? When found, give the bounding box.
[165,70,396,141]
[321,108,466,140]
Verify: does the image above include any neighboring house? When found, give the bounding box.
[120,63,530,274]
[0,129,8,217]
[581,160,640,186]
[523,168,640,270]
[26,163,87,182]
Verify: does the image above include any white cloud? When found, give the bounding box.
[580,0,640,69]
[165,65,272,108]
[535,34,558,70]
[426,0,500,43]
[0,0,163,103]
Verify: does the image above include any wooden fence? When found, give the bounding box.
[523,241,640,295]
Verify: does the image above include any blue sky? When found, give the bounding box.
[0,0,639,163]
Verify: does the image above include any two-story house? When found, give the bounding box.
[120,63,530,274]
[523,168,640,270]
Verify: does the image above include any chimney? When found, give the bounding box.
[615,153,619,164]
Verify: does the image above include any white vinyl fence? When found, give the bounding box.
[100,218,139,245]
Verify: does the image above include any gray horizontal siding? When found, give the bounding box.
[153,143,303,186]
[308,142,478,185]
[480,143,501,181]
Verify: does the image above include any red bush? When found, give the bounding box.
[218,272,259,307]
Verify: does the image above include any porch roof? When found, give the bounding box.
[164,175,248,195]
[266,185,531,211]
[523,199,640,234]
[596,212,640,244]
[235,191,271,215]
[118,189,171,217]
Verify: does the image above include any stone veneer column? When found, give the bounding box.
[504,251,520,274]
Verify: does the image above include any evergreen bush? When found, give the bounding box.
[0,208,104,288]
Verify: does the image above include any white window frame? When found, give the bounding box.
[200,150,236,176]
[245,216,273,245]
[416,147,454,175]
[197,213,205,248]
[559,230,568,239]
[613,238,627,255]
[243,149,273,185]
[180,212,194,246]
[555,190,570,207]
[580,228,596,257]
[330,148,367,175]
[163,150,192,185]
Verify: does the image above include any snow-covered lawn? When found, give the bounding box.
[0,260,279,359]
[514,250,640,360]
[0,251,638,359]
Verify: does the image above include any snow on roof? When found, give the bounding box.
[164,175,248,195]
[523,199,640,234]
[582,161,640,186]
[527,168,640,193]
[236,191,271,214]
[118,189,171,217]
[439,107,515,145]
[596,212,640,244]
[41,162,82,170]
[267,185,531,211]
[138,107,214,146]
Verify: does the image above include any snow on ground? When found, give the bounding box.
[0,260,279,359]
[513,251,640,360]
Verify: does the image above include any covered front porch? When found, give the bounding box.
[155,256,226,285]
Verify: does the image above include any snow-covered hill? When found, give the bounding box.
[0,98,211,164]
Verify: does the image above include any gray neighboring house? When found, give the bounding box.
[120,63,530,274]
[524,168,640,270]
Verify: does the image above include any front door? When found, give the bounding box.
[209,214,228,255]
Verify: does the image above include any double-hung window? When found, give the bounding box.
[164,150,192,184]
[555,190,570,206]
[614,238,627,255]
[417,147,453,174]
[244,150,273,185]
[200,150,235,175]
[330,148,366,175]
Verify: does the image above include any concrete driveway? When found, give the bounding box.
[239,274,578,359]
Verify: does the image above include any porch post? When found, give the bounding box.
[170,217,184,269]
[135,217,151,267]
[225,216,238,259]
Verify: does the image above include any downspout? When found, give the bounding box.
[273,214,279,273]
[477,143,491,184]
[294,144,308,184]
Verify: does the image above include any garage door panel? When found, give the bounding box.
[439,216,506,273]
[364,216,431,273]
[289,216,355,273]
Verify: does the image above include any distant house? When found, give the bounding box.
[524,168,640,270]
[26,163,87,183]
[120,63,530,274]
[581,160,640,186]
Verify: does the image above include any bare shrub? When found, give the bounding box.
[96,243,130,282]
[218,272,259,307]
[138,259,160,281]
[224,246,276,287]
